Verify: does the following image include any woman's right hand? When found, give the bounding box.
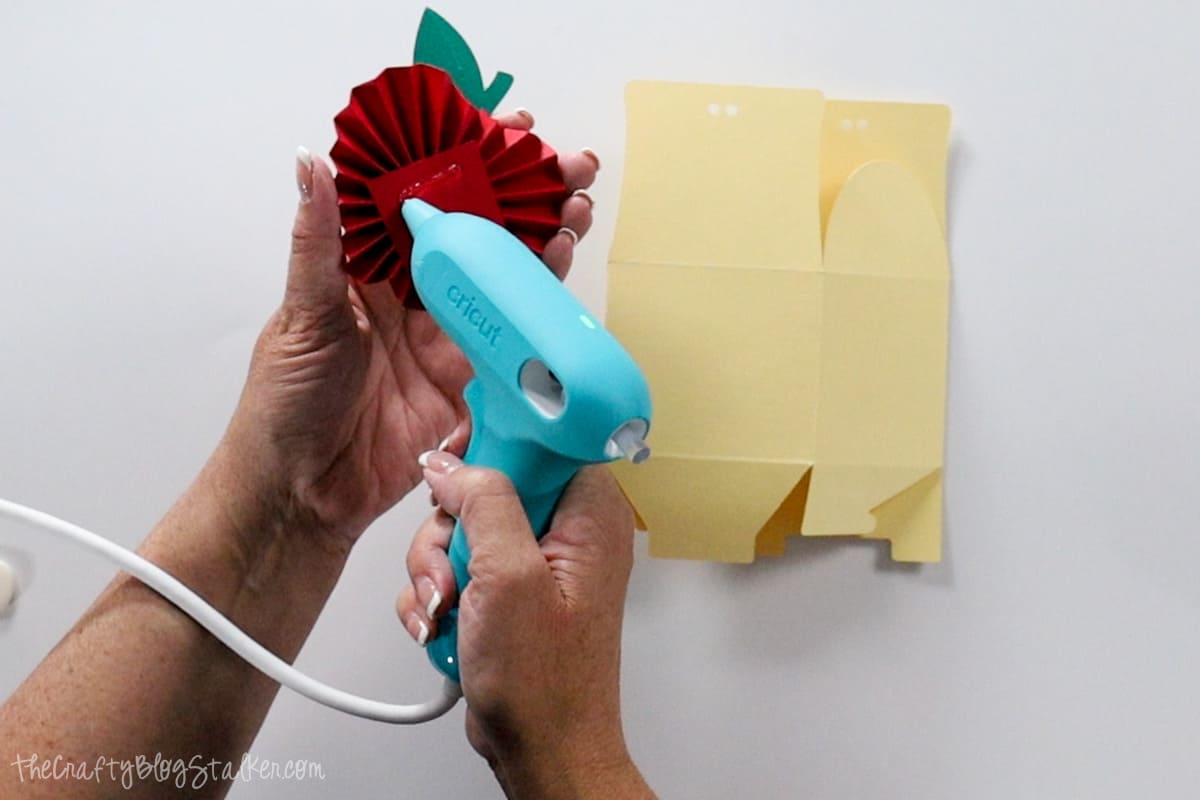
[398,457,655,799]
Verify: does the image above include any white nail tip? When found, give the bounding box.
[427,590,442,618]
[296,145,313,167]
[558,227,579,245]
[417,620,429,647]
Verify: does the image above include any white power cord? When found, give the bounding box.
[0,498,461,724]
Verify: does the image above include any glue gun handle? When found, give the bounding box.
[427,424,579,683]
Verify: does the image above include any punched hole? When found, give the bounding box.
[520,359,566,419]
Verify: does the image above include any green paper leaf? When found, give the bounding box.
[414,8,513,112]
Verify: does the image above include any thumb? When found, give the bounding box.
[286,147,349,311]
[420,455,545,584]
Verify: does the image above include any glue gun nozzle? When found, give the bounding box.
[622,438,652,464]
[609,421,651,464]
[401,198,443,234]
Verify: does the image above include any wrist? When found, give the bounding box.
[205,433,353,573]
[490,723,652,800]
[136,439,351,657]
[497,753,652,800]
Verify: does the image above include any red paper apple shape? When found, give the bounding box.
[331,64,570,307]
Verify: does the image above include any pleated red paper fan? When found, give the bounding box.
[331,64,570,307]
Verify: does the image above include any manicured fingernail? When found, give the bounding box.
[296,146,313,203]
[514,107,535,126]
[418,450,463,474]
[405,613,429,647]
[352,304,370,333]
[320,152,337,177]
[418,577,442,617]
[437,435,452,451]
[581,147,601,171]
[571,188,595,208]
[558,226,579,245]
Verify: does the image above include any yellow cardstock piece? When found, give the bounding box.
[608,81,950,563]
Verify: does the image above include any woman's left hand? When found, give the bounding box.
[218,112,598,546]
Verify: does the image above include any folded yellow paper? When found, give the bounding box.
[607,81,950,563]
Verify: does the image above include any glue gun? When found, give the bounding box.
[403,199,653,683]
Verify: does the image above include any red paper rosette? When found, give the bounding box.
[331,64,570,307]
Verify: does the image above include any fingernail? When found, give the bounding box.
[514,107,535,126]
[418,577,442,617]
[352,304,370,333]
[418,450,463,474]
[405,613,430,647]
[437,435,452,451]
[581,147,601,171]
[571,188,595,208]
[296,146,313,203]
[557,226,579,245]
[320,152,337,177]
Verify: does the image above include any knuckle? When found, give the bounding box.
[597,469,637,530]
[562,511,610,545]
[613,492,636,537]
[509,557,547,590]
[457,470,516,514]
[406,515,453,578]
[405,542,430,578]
[269,301,349,348]
[571,467,634,530]
[395,585,417,620]
[489,572,547,616]
[289,227,338,260]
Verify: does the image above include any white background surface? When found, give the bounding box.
[2,1,1198,797]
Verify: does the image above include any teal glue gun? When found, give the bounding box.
[403,199,653,683]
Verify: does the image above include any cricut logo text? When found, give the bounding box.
[446,285,501,347]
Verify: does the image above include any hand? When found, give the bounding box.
[398,458,655,799]
[219,112,598,544]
